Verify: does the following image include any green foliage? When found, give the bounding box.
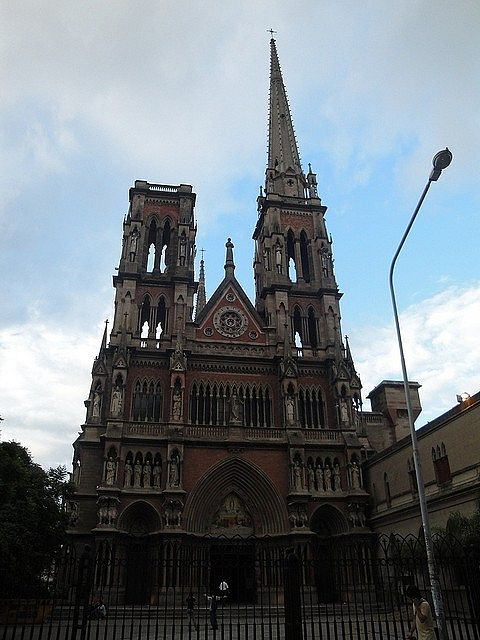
[445,505,480,547]
[0,441,72,596]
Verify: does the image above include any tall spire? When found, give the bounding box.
[266,38,306,197]
[195,253,207,320]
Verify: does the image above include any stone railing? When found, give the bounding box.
[245,428,284,440]
[184,425,229,439]
[148,184,179,192]
[126,423,168,437]
[304,429,341,442]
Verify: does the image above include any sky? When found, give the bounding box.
[0,1,479,470]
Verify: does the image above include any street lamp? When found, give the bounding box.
[389,148,452,640]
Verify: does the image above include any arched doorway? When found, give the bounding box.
[118,501,161,604]
[310,504,348,603]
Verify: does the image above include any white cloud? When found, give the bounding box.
[353,284,480,423]
[0,316,103,469]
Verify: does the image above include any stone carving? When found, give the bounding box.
[333,463,341,492]
[72,460,81,485]
[275,244,283,274]
[315,465,324,492]
[92,391,101,418]
[129,227,139,261]
[105,456,116,486]
[263,248,270,271]
[124,460,133,487]
[111,386,123,416]
[168,451,181,488]
[229,391,242,425]
[307,465,315,492]
[288,503,308,528]
[172,388,182,420]
[348,503,366,528]
[211,493,252,531]
[324,464,332,491]
[143,460,152,488]
[340,398,349,425]
[164,499,183,528]
[351,461,361,489]
[291,458,304,492]
[285,395,295,426]
[134,460,142,488]
[153,460,162,488]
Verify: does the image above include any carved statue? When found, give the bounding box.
[275,244,283,274]
[321,248,329,277]
[285,395,295,426]
[324,464,332,491]
[72,460,81,485]
[111,386,123,416]
[307,465,315,492]
[169,452,180,487]
[333,463,341,492]
[105,456,116,486]
[129,227,139,261]
[66,501,78,527]
[179,235,187,266]
[92,392,101,418]
[340,398,349,424]
[263,248,270,270]
[143,461,152,488]
[351,461,361,489]
[172,388,182,420]
[153,461,162,488]
[230,392,242,424]
[292,459,303,491]
[315,465,324,492]
[133,461,142,488]
[124,461,133,487]
[107,503,117,526]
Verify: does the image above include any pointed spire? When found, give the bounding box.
[224,238,235,278]
[99,319,108,356]
[345,335,353,364]
[266,38,305,197]
[195,253,207,320]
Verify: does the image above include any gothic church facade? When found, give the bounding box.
[69,39,401,602]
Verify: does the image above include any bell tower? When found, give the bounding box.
[110,181,197,349]
[253,38,341,363]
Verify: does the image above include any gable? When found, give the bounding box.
[195,281,266,345]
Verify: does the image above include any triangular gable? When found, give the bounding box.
[195,276,267,344]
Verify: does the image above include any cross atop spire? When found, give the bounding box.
[266,38,306,197]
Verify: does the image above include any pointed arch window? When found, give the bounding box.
[146,219,157,272]
[160,220,171,272]
[307,307,318,350]
[286,230,297,281]
[299,231,310,282]
[298,387,325,429]
[132,380,162,422]
[139,295,151,345]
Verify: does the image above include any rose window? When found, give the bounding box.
[213,307,248,338]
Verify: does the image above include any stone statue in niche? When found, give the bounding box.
[124,461,133,487]
[133,460,142,488]
[178,235,187,266]
[229,392,242,424]
[72,460,81,485]
[153,460,162,488]
[105,456,116,486]
[307,465,315,492]
[164,499,183,528]
[275,244,283,274]
[172,388,182,420]
[285,395,295,426]
[333,463,341,492]
[143,460,152,488]
[324,464,332,491]
[111,386,123,416]
[340,398,349,424]
[129,227,139,261]
[168,452,180,487]
[315,464,324,492]
[66,501,79,527]
[351,461,361,489]
[292,458,303,491]
[92,391,101,418]
[107,503,117,526]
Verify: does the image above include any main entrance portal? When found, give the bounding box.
[210,544,256,603]
[125,538,151,604]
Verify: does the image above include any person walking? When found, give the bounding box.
[186,590,198,631]
[405,585,436,640]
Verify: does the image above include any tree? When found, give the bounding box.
[0,441,72,597]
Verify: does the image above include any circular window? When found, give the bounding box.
[226,292,236,302]
[204,327,214,337]
[249,331,258,340]
[213,306,248,338]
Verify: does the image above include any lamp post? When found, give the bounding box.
[389,148,452,640]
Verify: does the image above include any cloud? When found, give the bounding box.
[0,314,103,469]
[353,283,480,423]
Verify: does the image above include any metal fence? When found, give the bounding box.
[1,533,478,640]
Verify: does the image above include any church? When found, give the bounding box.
[68,38,427,604]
